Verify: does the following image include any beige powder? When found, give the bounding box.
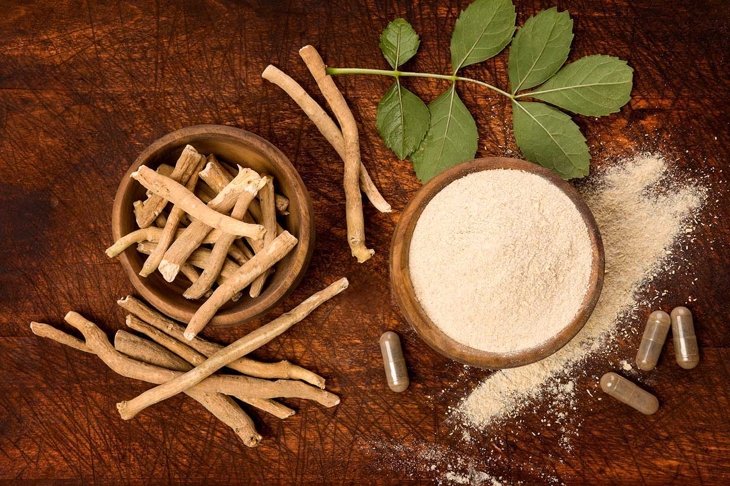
[456,154,707,428]
[409,169,593,354]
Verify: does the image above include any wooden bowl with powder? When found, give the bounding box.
[390,157,604,369]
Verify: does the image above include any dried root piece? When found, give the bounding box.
[29,322,92,354]
[249,177,277,298]
[114,330,294,419]
[230,239,253,264]
[262,64,391,213]
[136,242,237,299]
[159,167,262,282]
[136,242,240,282]
[183,231,299,340]
[275,193,290,215]
[245,398,296,419]
[117,295,326,388]
[299,46,374,262]
[30,318,262,447]
[116,278,348,419]
[199,156,234,193]
[201,160,282,296]
[32,313,339,421]
[153,212,168,228]
[184,175,267,299]
[105,227,222,259]
[195,182,217,204]
[115,330,191,370]
[132,166,265,239]
[178,263,201,283]
[175,264,213,297]
[156,164,175,177]
[201,158,285,234]
[135,145,202,228]
[140,154,207,277]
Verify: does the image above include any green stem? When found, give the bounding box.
[327,67,514,99]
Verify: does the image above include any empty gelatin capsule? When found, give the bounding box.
[380,331,409,392]
[600,372,659,415]
[636,310,671,371]
[671,306,700,369]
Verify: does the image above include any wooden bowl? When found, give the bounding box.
[390,157,604,369]
[112,125,314,327]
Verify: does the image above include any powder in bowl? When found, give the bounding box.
[408,169,593,355]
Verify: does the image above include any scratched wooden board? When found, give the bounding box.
[1,0,728,483]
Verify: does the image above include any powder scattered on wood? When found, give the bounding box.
[409,170,593,354]
[455,154,708,428]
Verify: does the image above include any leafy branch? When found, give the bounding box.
[326,0,633,181]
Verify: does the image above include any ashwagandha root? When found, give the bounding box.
[183,231,299,339]
[117,295,325,388]
[200,155,235,191]
[140,154,207,277]
[114,331,265,444]
[57,313,336,403]
[195,181,217,204]
[184,175,267,299]
[107,226,245,281]
[275,193,289,215]
[125,316,320,410]
[132,166,265,239]
[176,264,213,298]
[115,329,191,369]
[196,136,285,296]
[136,242,240,282]
[29,322,92,354]
[136,241,239,300]
[158,166,262,282]
[156,163,175,177]
[298,46,374,263]
[32,313,339,420]
[135,145,202,229]
[144,164,174,201]
[105,227,223,258]
[116,278,348,419]
[202,156,285,235]
[114,330,294,420]
[249,177,277,298]
[30,318,262,447]
[213,157,290,216]
[262,64,391,213]
[153,212,168,228]
[230,239,253,264]
[178,263,201,283]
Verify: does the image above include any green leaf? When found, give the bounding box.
[509,8,573,93]
[410,85,478,181]
[527,55,634,116]
[512,101,589,179]
[450,0,516,72]
[376,81,430,159]
[379,18,420,69]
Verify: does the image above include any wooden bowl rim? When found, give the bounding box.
[390,157,605,369]
[112,124,314,327]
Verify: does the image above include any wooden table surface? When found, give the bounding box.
[1,1,728,484]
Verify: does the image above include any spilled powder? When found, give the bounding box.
[455,154,708,428]
[409,170,593,354]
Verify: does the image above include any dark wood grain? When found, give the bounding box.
[1,0,728,484]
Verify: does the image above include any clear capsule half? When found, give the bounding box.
[600,372,659,415]
[380,331,409,393]
[636,310,671,371]
[671,306,700,369]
